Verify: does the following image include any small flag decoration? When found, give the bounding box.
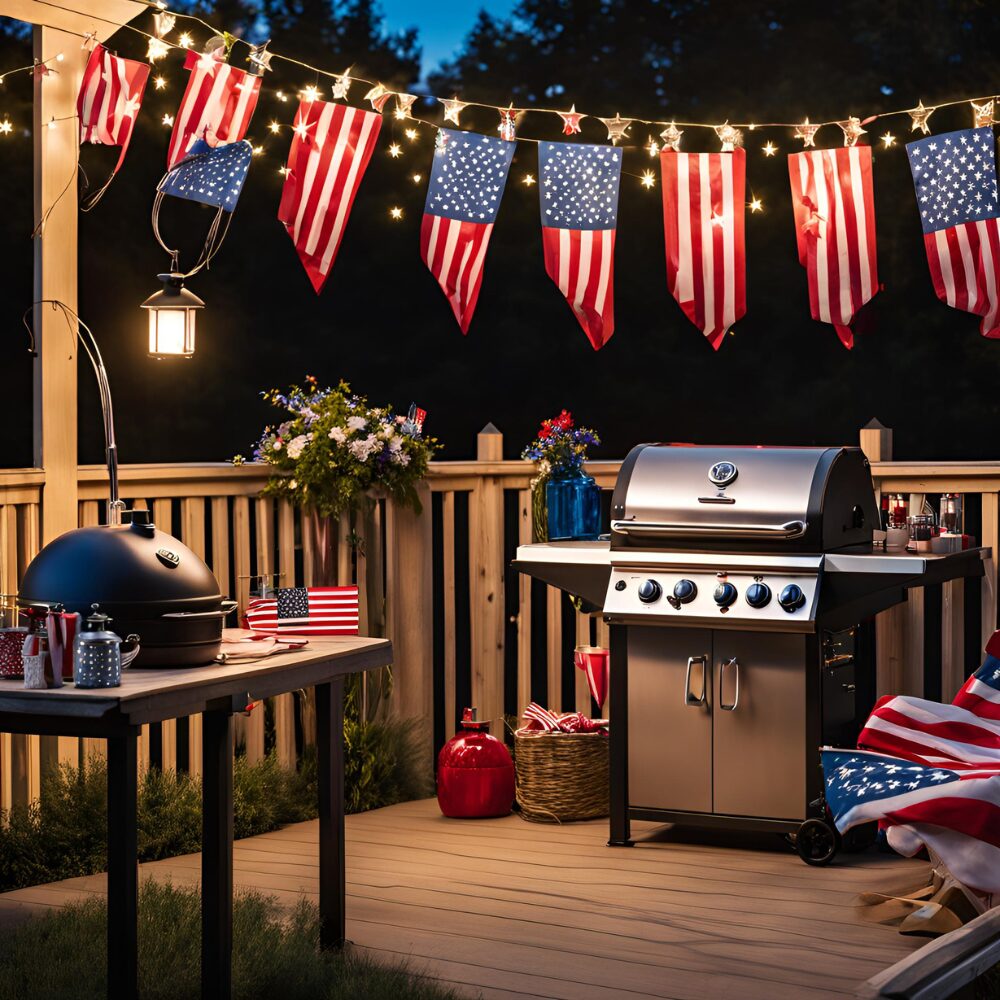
[788,146,878,349]
[907,127,1000,339]
[77,43,149,205]
[167,50,261,169]
[158,138,252,210]
[244,586,360,636]
[278,99,382,293]
[660,148,747,350]
[538,141,622,350]
[421,128,515,333]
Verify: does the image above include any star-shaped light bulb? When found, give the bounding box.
[365,83,391,112]
[750,197,763,213]
[293,120,309,140]
[838,116,866,147]
[601,113,631,145]
[395,92,417,118]
[640,169,656,189]
[147,38,169,62]
[660,123,683,152]
[404,128,418,141]
[795,119,819,148]
[388,142,402,158]
[559,105,582,135]
[762,141,777,156]
[302,85,321,104]
[154,75,166,90]
[269,121,280,134]
[972,99,994,128]
[162,114,174,127]
[331,71,351,101]
[389,206,403,220]
[647,137,659,157]
[278,166,289,177]
[0,120,11,135]
[522,173,536,186]
[881,131,896,148]
[441,97,466,126]
[252,145,263,156]
[715,122,743,151]
[178,32,192,48]
[909,101,934,134]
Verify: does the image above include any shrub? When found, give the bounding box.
[0,881,466,1000]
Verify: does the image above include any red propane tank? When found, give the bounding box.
[436,708,515,819]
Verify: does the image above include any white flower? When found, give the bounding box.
[388,436,403,453]
[381,425,395,440]
[272,440,283,451]
[328,426,347,444]
[347,415,367,432]
[348,434,379,462]
[392,450,410,467]
[286,434,310,460]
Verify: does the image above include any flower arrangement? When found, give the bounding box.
[244,377,440,517]
[521,411,601,542]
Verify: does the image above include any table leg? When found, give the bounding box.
[316,677,346,949]
[201,709,233,998]
[107,734,138,1000]
[607,624,632,847]
[923,582,943,702]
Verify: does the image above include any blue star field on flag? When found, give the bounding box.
[538,141,621,230]
[906,127,1000,234]
[159,138,252,211]
[425,128,515,223]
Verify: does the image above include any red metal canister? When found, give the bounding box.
[436,708,515,819]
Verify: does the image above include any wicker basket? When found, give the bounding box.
[514,729,609,822]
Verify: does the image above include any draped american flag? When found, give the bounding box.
[421,129,514,333]
[166,51,261,170]
[77,43,149,175]
[788,146,879,349]
[539,141,621,350]
[660,149,746,351]
[822,646,1000,895]
[244,586,360,636]
[907,127,1000,339]
[278,100,382,294]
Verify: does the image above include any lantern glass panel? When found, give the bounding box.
[149,307,195,357]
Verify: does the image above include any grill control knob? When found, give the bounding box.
[713,582,738,608]
[779,583,806,613]
[637,580,662,604]
[745,582,772,608]
[672,579,698,604]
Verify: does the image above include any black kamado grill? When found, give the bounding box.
[515,444,985,864]
[20,510,234,667]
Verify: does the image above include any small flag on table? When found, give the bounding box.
[907,127,1000,338]
[244,586,360,636]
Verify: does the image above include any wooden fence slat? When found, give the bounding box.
[546,586,562,711]
[337,511,352,585]
[442,492,457,739]
[272,500,297,769]
[210,496,231,600]
[516,489,531,718]
[941,579,964,700]
[17,503,43,802]
[180,498,206,777]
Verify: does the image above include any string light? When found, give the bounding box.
[762,141,777,156]
[388,142,402,158]
[881,131,896,148]
[147,38,169,62]
[411,173,422,183]
[522,173,536,186]
[389,206,403,220]
[750,196,763,213]
[404,128,418,141]
[647,137,659,157]
[278,165,289,176]
[55,52,64,62]
[640,169,656,189]
[0,120,11,135]
[46,117,56,130]
[269,120,281,133]
[252,145,264,155]
[302,85,321,103]
[394,105,407,120]
[162,113,174,127]
[178,32,192,48]
[276,90,289,102]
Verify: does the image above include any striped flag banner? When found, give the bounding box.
[421,129,514,333]
[538,141,621,350]
[278,99,382,294]
[788,146,878,349]
[244,586,360,636]
[518,702,609,734]
[76,43,149,204]
[660,149,746,351]
[907,127,1000,339]
[167,51,261,170]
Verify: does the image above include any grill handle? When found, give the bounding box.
[611,519,807,540]
[720,657,740,712]
[684,655,708,707]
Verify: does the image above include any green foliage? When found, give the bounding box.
[344,715,431,814]
[0,881,465,1000]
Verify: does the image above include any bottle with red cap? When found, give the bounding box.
[436,708,515,819]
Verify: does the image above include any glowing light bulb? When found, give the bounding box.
[389,206,403,220]
[640,169,656,189]
[647,138,659,157]
[269,121,280,134]
[762,141,776,156]
[46,117,56,130]
[278,166,289,176]
[388,143,402,158]
[55,52,64,62]
[154,75,166,90]
[394,106,407,120]
[178,32,192,48]
[0,120,12,135]
[302,85,321,103]
[522,173,536,186]
[252,145,263,156]
[147,38,169,62]
[162,113,174,127]
[881,131,896,148]
[404,128,418,141]
[412,173,422,183]
[750,197,763,213]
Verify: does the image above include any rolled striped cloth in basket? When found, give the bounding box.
[519,702,608,734]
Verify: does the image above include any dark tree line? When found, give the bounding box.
[3,1,1000,468]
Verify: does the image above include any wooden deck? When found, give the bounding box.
[0,798,931,999]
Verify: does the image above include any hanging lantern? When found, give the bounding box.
[141,273,203,358]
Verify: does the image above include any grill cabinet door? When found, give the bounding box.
[627,626,712,813]
[712,633,807,820]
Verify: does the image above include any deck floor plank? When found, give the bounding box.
[0,797,928,999]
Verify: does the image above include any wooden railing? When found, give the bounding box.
[0,423,997,812]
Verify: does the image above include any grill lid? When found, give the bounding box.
[609,445,877,553]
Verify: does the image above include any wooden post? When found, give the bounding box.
[273,501,297,769]
[859,418,893,465]
[470,425,505,733]
[33,26,82,546]
[181,498,206,777]
[386,484,434,779]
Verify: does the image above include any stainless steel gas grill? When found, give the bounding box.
[514,444,986,863]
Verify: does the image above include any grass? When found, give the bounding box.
[0,881,466,1000]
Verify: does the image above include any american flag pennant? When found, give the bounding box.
[244,586,360,636]
[278,99,382,294]
[788,146,879,349]
[421,128,514,333]
[166,50,261,169]
[660,148,747,350]
[77,43,149,203]
[538,141,622,350]
[907,127,1000,338]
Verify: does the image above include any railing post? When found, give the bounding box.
[470,424,505,733]
[859,418,893,465]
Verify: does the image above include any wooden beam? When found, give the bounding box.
[0,1,144,41]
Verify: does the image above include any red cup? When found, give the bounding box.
[0,628,28,678]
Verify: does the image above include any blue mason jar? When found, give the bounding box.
[546,467,601,541]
